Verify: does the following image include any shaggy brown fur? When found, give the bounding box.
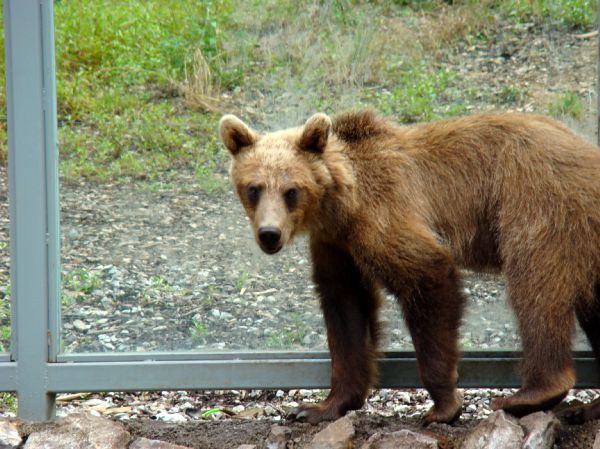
[219,109,600,425]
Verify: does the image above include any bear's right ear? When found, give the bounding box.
[298,113,332,154]
[219,114,258,156]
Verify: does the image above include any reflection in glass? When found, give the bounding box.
[54,1,595,354]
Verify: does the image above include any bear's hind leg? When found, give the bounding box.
[491,278,576,416]
[560,284,600,423]
[288,239,382,424]
[400,264,466,424]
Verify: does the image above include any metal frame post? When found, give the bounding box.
[5,0,60,420]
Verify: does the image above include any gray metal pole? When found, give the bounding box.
[4,0,60,420]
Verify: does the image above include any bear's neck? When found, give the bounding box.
[308,147,358,243]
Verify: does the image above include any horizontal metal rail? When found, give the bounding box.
[55,350,597,362]
[0,363,17,391]
[44,352,597,392]
[0,352,597,394]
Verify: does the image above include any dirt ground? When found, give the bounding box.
[122,413,599,448]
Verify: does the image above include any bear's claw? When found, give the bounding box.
[287,404,342,425]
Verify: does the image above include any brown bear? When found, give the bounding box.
[219,109,600,424]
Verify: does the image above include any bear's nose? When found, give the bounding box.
[258,226,281,248]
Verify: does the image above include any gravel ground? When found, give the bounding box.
[55,174,591,354]
[59,173,570,354]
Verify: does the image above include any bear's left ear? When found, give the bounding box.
[219,114,259,156]
[298,113,332,154]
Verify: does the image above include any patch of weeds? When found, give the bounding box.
[549,91,586,120]
[0,326,9,351]
[59,104,222,182]
[150,275,175,293]
[0,393,16,414]
[371,64,465,123]
[0,283,9,303]
[195,164,228,194]
[21,0,235,181]
[62,268,102,305]
[203,286,217,308]
[234,271,250,292]
[266,326,307,349]
[266,314,309,349]
[499,0,596,28]
[191,319,209,343]
[496,85,528,105]
[0,283,11,350]
[418,1,496,51]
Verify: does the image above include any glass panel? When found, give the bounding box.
[0,4,10,354]
[57,1,595,353]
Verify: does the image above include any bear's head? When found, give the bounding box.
[219,113,336,254]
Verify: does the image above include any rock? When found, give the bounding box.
[308,416,355,449]
[462,410,524,449]
[0,420,22,448]
[264,405,278,416]
[24,413,130,449]
[153,411,187,423]
[594,429,600,449]
[359,429,437,449]
[397,392,411,403]
[520,412,560,449]
[265,425,292,449]
[236,446,257,449]
[231,405,245,414]
[130,438,192,449]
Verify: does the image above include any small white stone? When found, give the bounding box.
[299,389,313,398]
[264,405,278,416]
[397,392,412,403]
[232,405,245,414]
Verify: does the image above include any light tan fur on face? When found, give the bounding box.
[220,113,350,253]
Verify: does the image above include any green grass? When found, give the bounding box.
[499,0,596,28]
[62,268,103,306]
[191,319,209,344]
[0,393,16,414]
[0,284,10,352]
[369,64,467,123]
[549,91,587,120]
[0,0,595,179]
[0,0,233,181]
[266,313,310,349]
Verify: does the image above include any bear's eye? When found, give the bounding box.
[284,187,299,209]
[247,185,261,205]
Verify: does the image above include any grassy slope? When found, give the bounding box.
[0,0,594,183]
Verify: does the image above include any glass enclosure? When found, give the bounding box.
[56,1,596,354]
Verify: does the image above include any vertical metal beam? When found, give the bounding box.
[41,0,61,365]
[4,0,59,420]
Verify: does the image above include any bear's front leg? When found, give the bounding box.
[288,239,382,424]
[363,223,465,424]
[399,263,465,424]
